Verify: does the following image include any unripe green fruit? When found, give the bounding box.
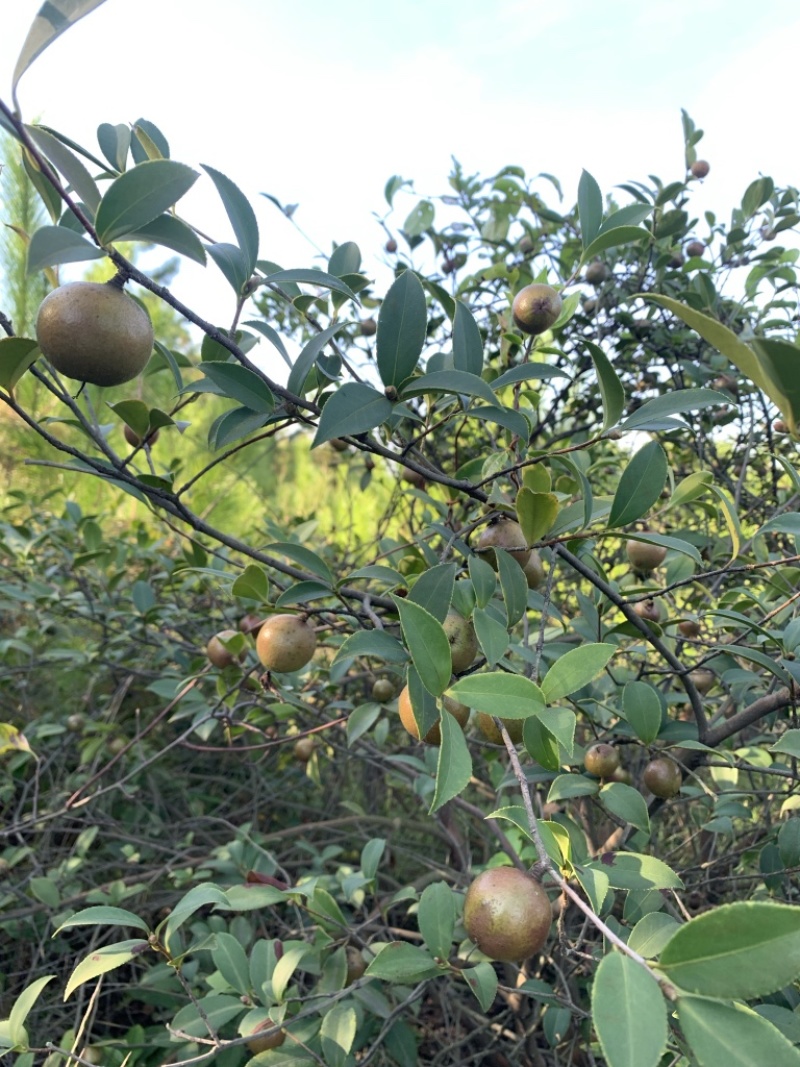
[442,611,479,673]
[643,757,682,798]
[626,538,667,572]
[689,668,715,694]
[522,549,545,589]
[371,678,396,703]
[611,765,633,785]
[512,283,562,335]
[256,615,316,673]
[584,743,620,778]
[36,281,154,387]
[293,737,315,762]
[585,261,607,285]
[463,866,551,962]
[475,712,524,745]
[476,517,531,570]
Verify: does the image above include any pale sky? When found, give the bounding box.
[1,0,798,355]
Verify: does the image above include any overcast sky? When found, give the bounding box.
[1,0,798,338]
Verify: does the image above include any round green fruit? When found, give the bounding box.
[522,549,545,589]
[256,614,316,673]
[371,678,396,703]
[293,737,316,763]
[689,668,715,694]
[463,866,551,962]
[585,261,607,285]
[512,283,562,336]
[36,281,154,387]
[643,757,682,799]
[626,538,667,572]
[475,712,524,745]
[442,611,479,673]
[476,516,531,570]
[584,743,620,778]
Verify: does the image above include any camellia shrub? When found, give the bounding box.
[2,4,800,1067]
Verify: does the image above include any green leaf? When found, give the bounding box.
[27,125,101,214]
[212,932,250,996]
[243,319,291,368]
[609,442,668,528]
[583,340,625,431]
[54,905,150,935]
[573,864,610,913]
[272,944,308,1002]
[578,169,603,248]
[430,709,473,813]
[541,643,616,702]
[13,1,110,100]
[402,369,499,407]
[97,121,130,171]
[547,774,599,802]
[523,716,561,771]
[320,1005,357,1067]
[540,706,576,757]
[592,953,667,1067]
[265,542,333,585]
[263,267,358,301]
[365,942,440,982]
[627,913,681,959]
[403,199,435,237]
[199,361,275,414]
[333,629,408,665]
[231,564,269,603]
[677,997,800,1067]
[463,962,498,1011]
[667,470,714,509]
[328,241,361,276]
[313,382,392,447]
[623,532,701,564]
[376,270,427,388]
[346,702,381,744]
[222,884,286,912]
[778,819,800,868]
[95,160,199,244]
[393,597,451,696]
[0,338,39,390]
[473,606,509,666]
[447,672,545,718]
[496,549,528,627]
[622,682,662,744]
[452,300,484,375]
[171,994,243,1039]
[310,886,347,935]
[408,563,456,623]
[491,363,569,388]
[287,322,348,396]
[466,404,532,441]
[584,852,683,890]
[162,882,229,945]
[468,556,497,609]
[207,405,268,449]
[621,387,729,431]
[361,837,386,880]
[8,975,55,1046]
[600,783,650,835]
[659,901,800,999]
[708,484,742,562]
[127,213,207,265]
[64,939,148,999]
[418,882,456,960]
[26,225,104,273]
[582,226,649,262]
[752,337,800,429]
[516,487,559,545]
[771,730,800,758]
[201,164,258,276]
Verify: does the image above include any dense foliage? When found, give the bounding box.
[2,5,800,1067]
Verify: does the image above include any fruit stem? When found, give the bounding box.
[107,268,130,290]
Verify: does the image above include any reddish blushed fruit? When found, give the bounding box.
[690,160,710,179]
[463,867,551,962]
[686,240,706,258]
[360,317,377,337]
[678,619,701,638]
[124,423,159,447]
[475,712,524,745]
[239,613,264,636]
[512,283,563,335]
[385,238,398,253]
[397,686,470,744]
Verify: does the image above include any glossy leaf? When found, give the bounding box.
[431,709,472,812]
[583,340,625,431]
[262,267,358,301]
[452,300,483,375]
[524,716,561,771]
[365,942,440,982]
[27,124,101,214]
[592,952,667,1067]
[547,774,599,802]
[199,361,274,414]
[231,564,269,602]
[0,338,39,390]
[659,901,800,998]
[320,1005,357,1067]
[584,852,683,890]
[621,388,729,431]
[8,974,55,1046]
[393,597,451,696]
[313,382,392,447]
[26,224,104,273]
[627,912,681,959]
[402,369,499,407]
[95,160,199,244]
[127,213,207,265]
[578,169,603,248]
[408,563,455,623]
[65,939,148,999]
[541,643,616,703]
[287,322,348,396]
[377,270,427,388]
[771,730,800,758]
[600,783,650,835]
[202,164,258,275]
[13,1,109,99]
[677,997,800,1067]
[463,962,498,1011]
[473,606,509,666]
[447,672,545,717]
[418,882,456,960]
[495,550,526,627]
[752,337,800,427]
[207,406,269,450]
[333,629,408,665]
[328,241,361,276]
[608,442,668,528]
[622,681,662,744]
[54,905,150,935]
[171,994,242,1039]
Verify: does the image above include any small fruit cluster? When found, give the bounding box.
[207,613,317,674]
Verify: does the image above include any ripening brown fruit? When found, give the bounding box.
[329,437,350,452]
[633,599,661,623]
[476,516,531,570]
[345,946,368,983]
[522,549,545,589]
[360,317,377,337]
[688,668,715,694]
[371,678,396,703]
[585,261,607,286]
[207,629,246,669]
[690,159,710,179]
[774,419,790,434]
[475,712,524,745]
[668,251,685,269]
[401,466,426,488]
[643,757,682,799]
[584,743,620,778]
[385,238,398,254]
[678,619,701,638]
[463,867,551,962]
[246,1021,286,1054]
[293,737,316,763]
[124,423,159,447]
[256,614,317,673]
[626,538,667,572]
[36,281,154,387]
[512,283,563,335]
[518,235,535,255]
[686,240,706,258]
[239,613,264,636]
[610,765,633,785]
[397,686,470,744]
[442,611,479,673]
[582,297,597,314]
